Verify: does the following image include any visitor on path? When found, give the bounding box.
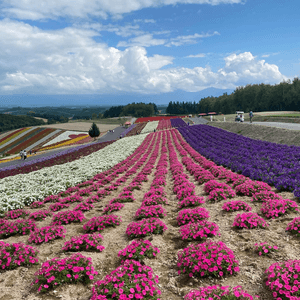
[29,150,32,155]
[20,150,23,160]
[240,114,244,122]
[23,150,27,160]
[113,130,114,133]
[249,111,253,123]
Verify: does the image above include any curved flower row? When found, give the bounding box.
[0,134,149,214]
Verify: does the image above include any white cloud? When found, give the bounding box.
[118,31,219,48]
[117,34,166,47]
[186,53,206,58]
[134,19,156,23]
[0,0,245,20]
[0,20,286,95]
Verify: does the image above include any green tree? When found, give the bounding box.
[88,122,100,141]
[92,113,97,120]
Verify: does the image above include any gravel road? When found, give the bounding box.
[243,121,300,130]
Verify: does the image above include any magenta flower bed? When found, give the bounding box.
[43,194,60,203]
[60,194,83,204]
[29,210,53,221]
[126,217,167,239]
[83,215,121,232]
[235,180,272,196]
[251,190,283,202]
[179,221,219,241]
[265,260,300,299]
[261,199,299,218]
[49,202,70,212]
[30,201,45,209]
[195,170,215,184]
[91,260,161,300]
[62,233,104,252]
[286,216,300,237]
[74,201,94,212]
[0,219,37,238]
[184,285,257,300]
[135,205,167,219]
[177,240,239,278]
[178,196,205,209]
[51,210,85,225]
[208,188,236,202]
[254,242,278,256]
[4,209,30,219]
[28,225,66,244]
[31,253,98,293]
[222,200,252,212]
[142,196,168,206]
[204,180,232,194]
[103,202,124,214]
[232,212,268,229]
[0,241,39,271]
[118,239,160,262]
[177,207,210,226]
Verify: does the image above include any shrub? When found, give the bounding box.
[179,221,219,241]
[51,210,85,225]
[184,285,257,300]
[91,260,161,300]
[0,241,39,270]
[49,202,70,212]
[118,239,160,262]
[222,200,252,212]
[265,260,300,299]
[29,210,53,221]
[254,242,278,256]
[4,209,30,219]
[103,202,124,214]
[235,180,272,197]
[286,216,300,237]
[177,240,239,278]
[28,225,66,244]
[135,205,166,219]
[232,212,268,229]
[74,201,94,212]
[208,188,236,202]
[83,215,121,232]
[0,219,37,238]
[177,207,210,226]
[126,218,167,239]
[31,253,98,293]
[62,233,104,252]
[261,199,299,218]
[178,196,205,209]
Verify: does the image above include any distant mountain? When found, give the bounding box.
[0,88,234,107]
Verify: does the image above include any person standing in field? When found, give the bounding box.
[23,150,27,160]
[249,111,253,123]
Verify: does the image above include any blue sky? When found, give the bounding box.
[0,0,299,106]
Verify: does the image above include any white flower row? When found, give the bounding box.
[140,121,159,134]
[43,130,87,147]
[0,134,148,214]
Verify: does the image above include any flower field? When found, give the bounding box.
[0,124,300,300]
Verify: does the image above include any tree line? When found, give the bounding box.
[103,103,158,118]
[166,78,300,114]
[0,114,46,132]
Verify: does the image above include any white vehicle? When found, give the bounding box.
[235,111,244,122]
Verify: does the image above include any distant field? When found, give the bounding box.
[39,122,118,132]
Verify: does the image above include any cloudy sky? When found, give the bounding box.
[0,0,299,105]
